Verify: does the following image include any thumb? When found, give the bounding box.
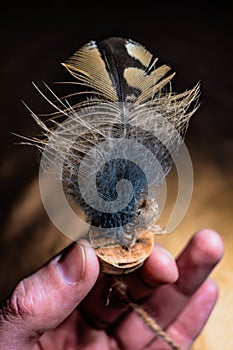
[0,240,99,350]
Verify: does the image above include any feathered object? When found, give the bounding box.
[27,37,199,274]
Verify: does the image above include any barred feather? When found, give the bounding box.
[26,37,199,268]
[62,37,199,135]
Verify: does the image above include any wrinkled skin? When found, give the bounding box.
[0,229,224,350]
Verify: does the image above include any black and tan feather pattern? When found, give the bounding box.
[63,37,175,103]
[27,37,199,273]
[62,37,198,134]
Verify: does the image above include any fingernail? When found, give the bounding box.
[57,242,86,284]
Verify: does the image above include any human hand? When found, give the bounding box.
[0,229,224,350]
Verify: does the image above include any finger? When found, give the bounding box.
[113,279,218,350]
[0,240,99,350]
[176,228,224,294]
[165,279,218,350]
[109,229,223,349]
[80,243,178,329]
[32,311,80,350]
[144,229,224,327]
[121,244,178,301]
[140,245,179,288]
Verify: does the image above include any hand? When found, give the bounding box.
[0,229,223,350]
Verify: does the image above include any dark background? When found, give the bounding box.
[0,2,232,338]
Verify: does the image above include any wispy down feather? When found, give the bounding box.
[25,37,199,247]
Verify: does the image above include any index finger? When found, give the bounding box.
[79,243,178,329]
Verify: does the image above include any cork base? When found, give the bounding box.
[89,230,154,274]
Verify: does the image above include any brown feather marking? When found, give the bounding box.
[62,41,117,101]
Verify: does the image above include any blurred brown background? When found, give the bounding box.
[1,1,232,349]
